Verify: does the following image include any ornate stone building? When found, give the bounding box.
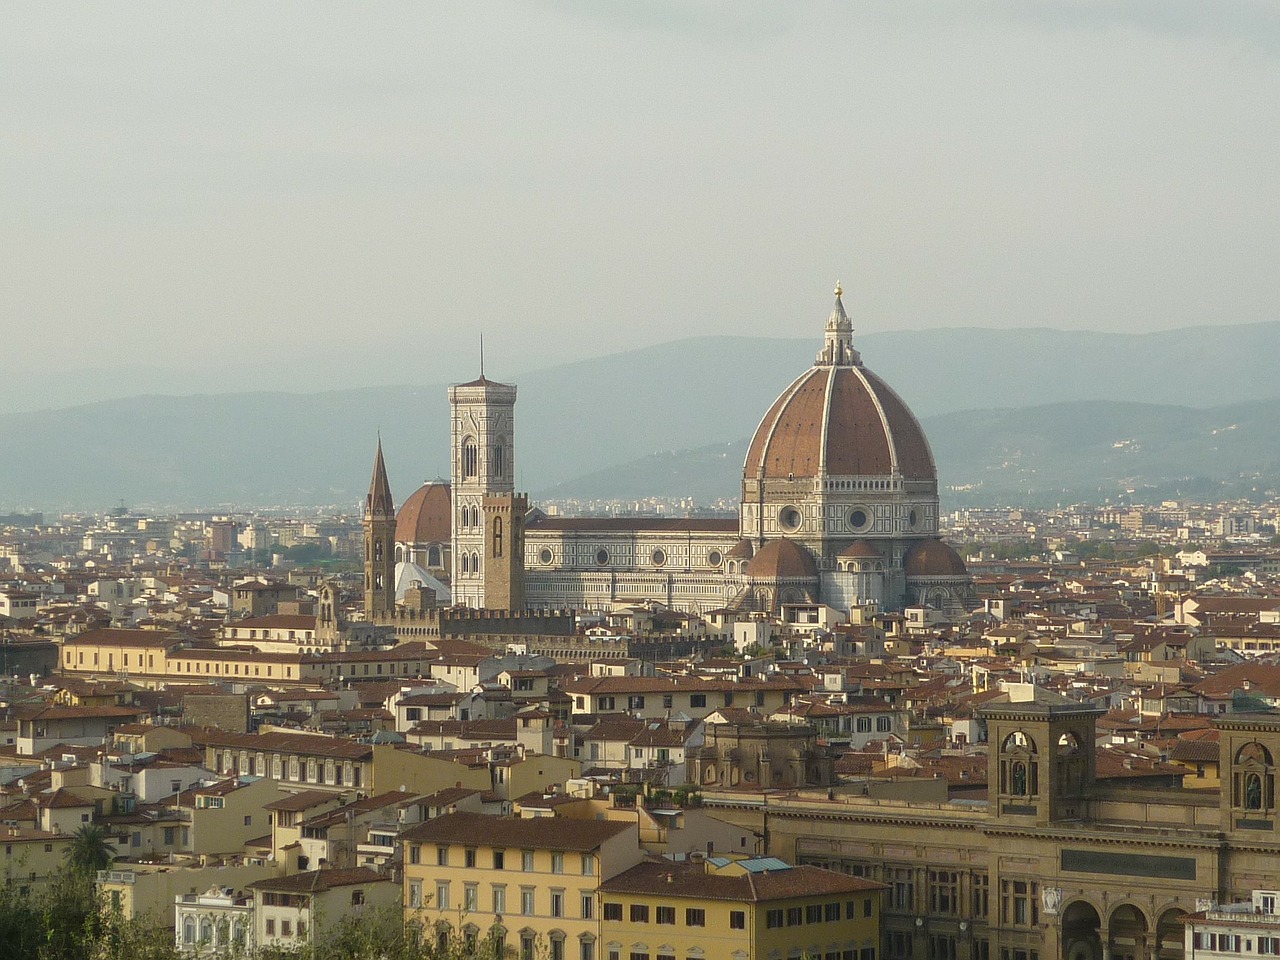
[372,285,974,616]
[694,699,1280,960]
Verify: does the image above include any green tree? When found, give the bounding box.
[64,826,116,877]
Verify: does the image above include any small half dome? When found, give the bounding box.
[728,538,755,560]
[904,539,968,578]
[840,540,883,560]
[747,539,818,580]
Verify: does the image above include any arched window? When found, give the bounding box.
[1235,741,1275,812]
[428,545,441,567]
[493,516,503,558]
[493,444,504,478]
[472,552,481,574]
[183,918,196,945]
[462,438,478,478]
[200,919,213,944]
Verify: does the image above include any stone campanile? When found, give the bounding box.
[363,438,396,619]
[449,373,524,609]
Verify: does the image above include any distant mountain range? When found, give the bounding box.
[4,322,1280,511]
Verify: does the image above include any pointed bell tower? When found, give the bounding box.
[363,438,396,620]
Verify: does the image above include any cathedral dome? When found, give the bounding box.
[904,539,968,578]
[742,287,935,484]
[396,481,451,544]
[727,538,755,560]
[747,538,818,580]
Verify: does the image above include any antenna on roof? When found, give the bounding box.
[479,333,485,378]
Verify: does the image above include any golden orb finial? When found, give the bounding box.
[834,280,843,298]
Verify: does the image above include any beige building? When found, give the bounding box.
[248,867,399,951]
[692,698,1280,960]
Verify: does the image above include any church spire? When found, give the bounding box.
[816,281,860,367]
[366,437,395,518]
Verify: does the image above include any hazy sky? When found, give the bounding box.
[4,1,1279,406]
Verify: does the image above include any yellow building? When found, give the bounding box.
[598,855,883,960]
[1,826,73,894]
[401,811,643,960]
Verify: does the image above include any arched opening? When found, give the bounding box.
[428,545,441,567]
[462,438,478,478]
[1061,900,1101,960]
[1107,903,1149,960]
[1155,908,1187,960]
[1234,741,1275,812]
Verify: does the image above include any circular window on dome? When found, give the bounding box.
[595,548,610,566]
[707,550,724,567]
[539,548,553,565]
[651,548,666,567]
[849,508,869,531]
[779,506,802,532]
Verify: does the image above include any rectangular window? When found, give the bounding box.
[806,904,823,924]
[465,848,477,868]
[464,883,478,912]
[972,873,989,918]
[437,845,449,866]
[929,936,956,960]
[436,882,450,911]
[409,882,422,909]
[409,844,420,865]
[551,890,564,918]
[766,909,784,929]
[281,921,292,937]
[522,850,535,871]
[1000,879,1039,927]
[928,870,959,916]
[604,902,623,921]
[890,867,914,911]
[494,849,505,870]
[690,694,706,708]
[730,911,745,929]
[662,695,673,709]
[787,906,803,926]
[631,904,650,923]
[552,852,565,874]
[685,908,705,927]
[521,888,535,916]
[582,894,594,919]
[266,919,274,936]
[656,905,676,925]
[581,854,594,876]
[825,902,841,922]
[582,940,595,960]
[493,886,506,914]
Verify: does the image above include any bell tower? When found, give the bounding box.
[449,373,517,609]
[981,698,1102,826]
[363,438,396,620]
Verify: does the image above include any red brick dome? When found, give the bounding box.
[746,538,818,580]
[743,364,935,483]
[904,539,968,578]
[395,481,451,544]
[727,538,755,560]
